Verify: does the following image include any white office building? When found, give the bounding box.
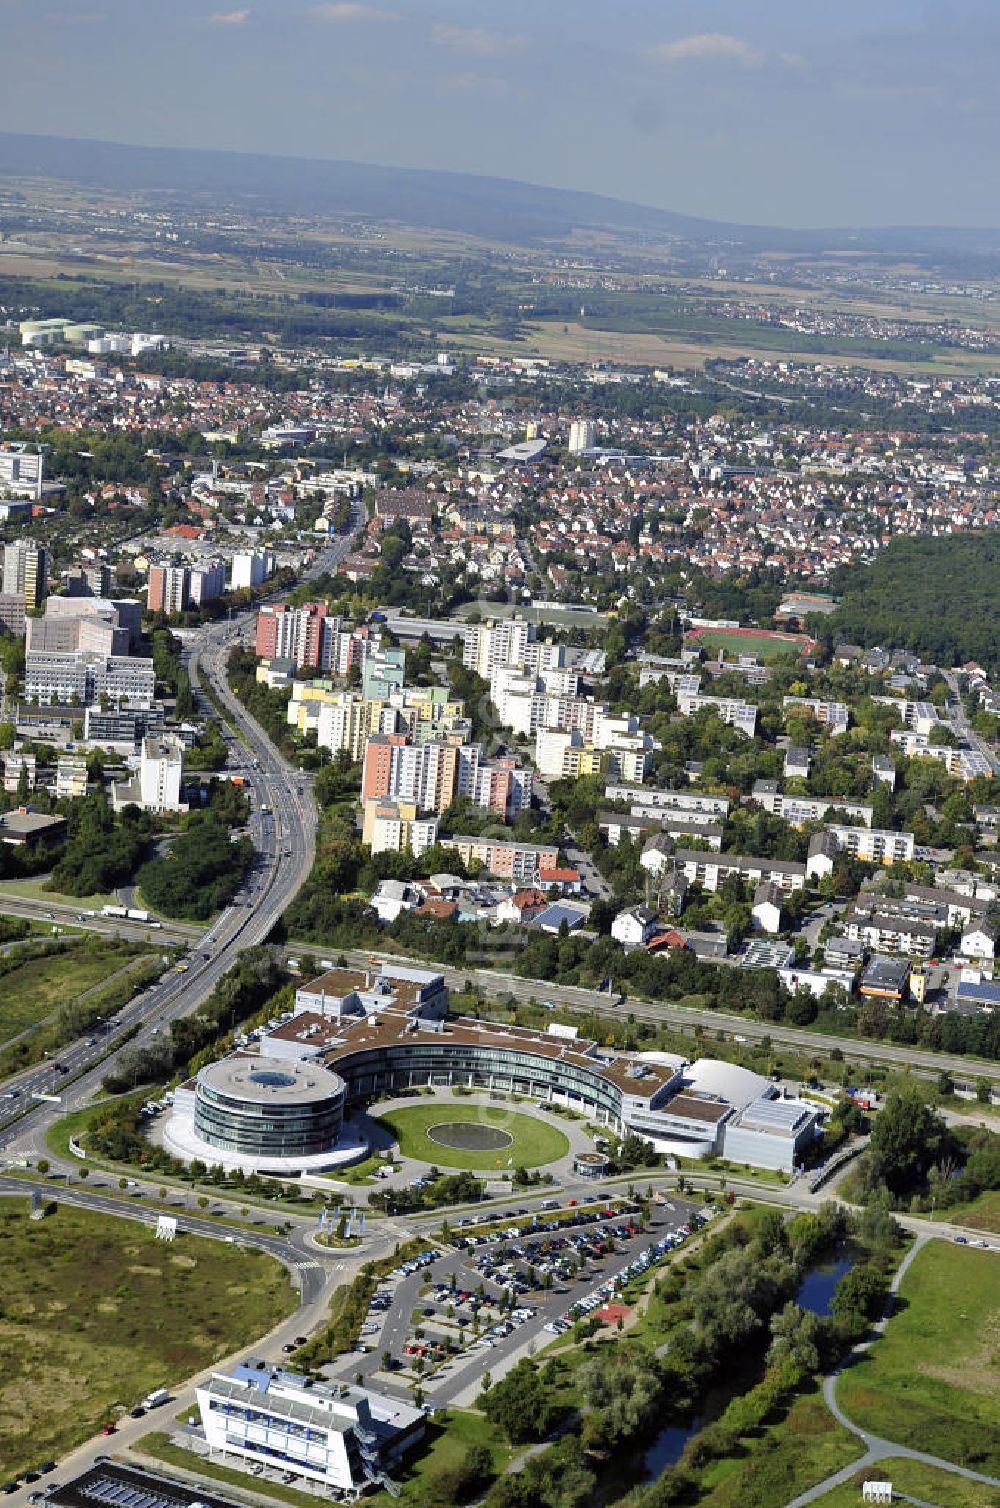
[0,442,43,500]
[139,734,185,812]
[196,1365,425,1497]
[25,649,155,708]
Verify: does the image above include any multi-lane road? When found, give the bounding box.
[0,527,356,1161]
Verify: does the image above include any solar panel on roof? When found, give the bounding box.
[957,980,1000,1005]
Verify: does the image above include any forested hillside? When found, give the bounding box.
[816,535,1000,671]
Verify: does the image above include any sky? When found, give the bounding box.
[1,0,998,228]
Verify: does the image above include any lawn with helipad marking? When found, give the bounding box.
[375,1103,570,1170]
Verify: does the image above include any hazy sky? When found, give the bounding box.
[2,0,998,228]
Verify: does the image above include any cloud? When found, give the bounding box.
[312,2,399,21]
[446,72,509,99]
[208,8,251,23]
[647,33,767,67]
[430,23,526,58]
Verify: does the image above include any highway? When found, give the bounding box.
[0,524,357,1160]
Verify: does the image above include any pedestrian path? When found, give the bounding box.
[784,1237,1000,1507]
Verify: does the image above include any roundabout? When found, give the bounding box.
[374,1101,571,1170]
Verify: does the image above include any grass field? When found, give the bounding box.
[375,1103,570,1170]
[0,877,120,910]
[685,626,815,661]
[837,1241,1000,1474]
[946,1188,1000,1234]
[812,1457,1000,1507]
[0,940,149,1044]
[454,319,1000,378]
[0,1197,295,1479]
[693,1394,863,1508]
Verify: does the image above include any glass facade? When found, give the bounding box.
[194,1075,345,1157]
[334,1041,624,1127]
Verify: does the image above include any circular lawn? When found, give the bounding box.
[375,1102,570,1170]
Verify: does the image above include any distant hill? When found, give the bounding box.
[0,129,999,257]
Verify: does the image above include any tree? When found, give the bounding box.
[428,1442,493,1506]
[690,1245,797,1358]
[766,1302,822,1374]
[857,1186,902,1251]
[480,1360,552,1443]
[831,1263,886,1332]
[868,1088,950,1198]
[580,1347,663,1450]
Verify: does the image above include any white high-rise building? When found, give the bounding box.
[462,617,532,679]
[568,419,596,454]
[139,734,185,813]
[230,551,271,591]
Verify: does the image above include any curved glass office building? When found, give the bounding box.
[194,1057,346,1159]
[330,1030,626,1127]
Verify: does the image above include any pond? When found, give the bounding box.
[795,1243,858,1317]
[643,1244,858,1480]
[643,1417,703,1476]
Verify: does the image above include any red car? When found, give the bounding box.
[100,1424,117,1436]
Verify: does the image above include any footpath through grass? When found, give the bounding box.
[837,1240,1000,1474]
[812,1456,1000,1507]
[691,1392,862,1508]
[376,1101,570,1170]
[0,1196,295,1478]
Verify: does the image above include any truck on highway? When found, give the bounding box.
[126,908,149,922]
[101,905,128,919]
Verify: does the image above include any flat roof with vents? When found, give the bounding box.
[737,1096,812,1136]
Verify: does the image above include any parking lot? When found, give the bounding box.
[329,1194,705,1408]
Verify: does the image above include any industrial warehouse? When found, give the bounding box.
[162,964,822,1173]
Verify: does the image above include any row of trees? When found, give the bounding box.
[101,946,288,1094]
